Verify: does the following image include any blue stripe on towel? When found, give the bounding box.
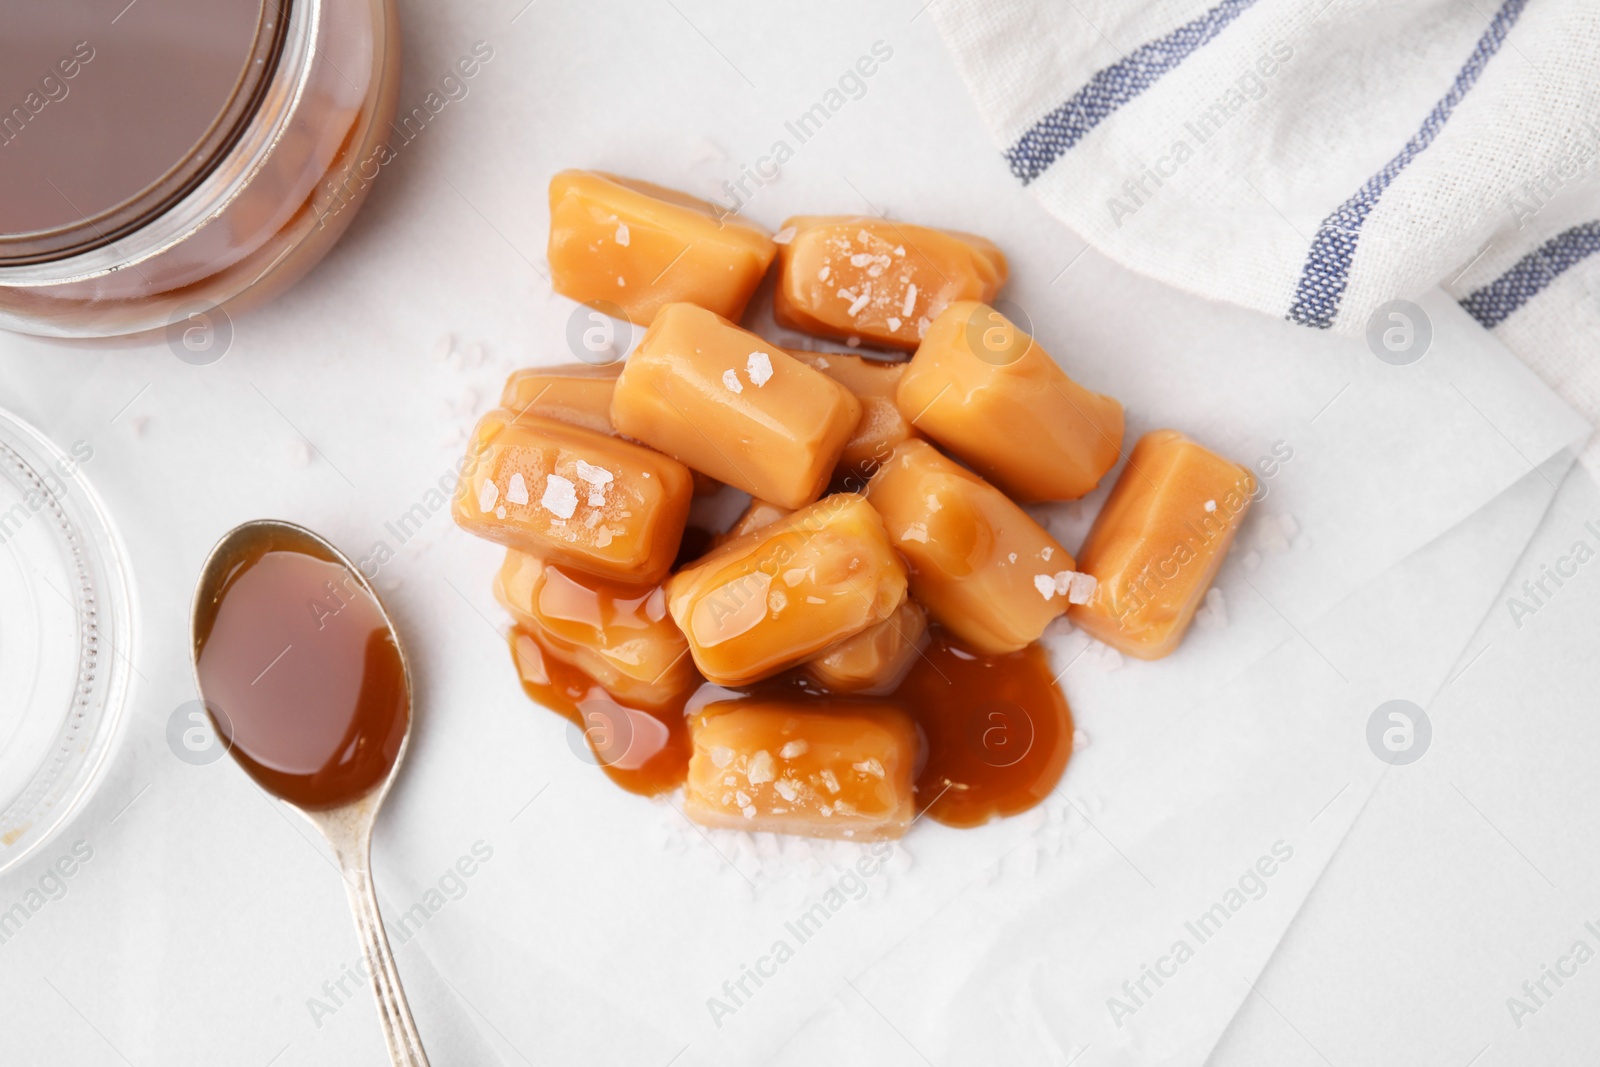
[1003,0,1258,185]
[1286,0,1527,329]
[1458,221,1600,329]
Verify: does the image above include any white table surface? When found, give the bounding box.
[3,2,1598,1065]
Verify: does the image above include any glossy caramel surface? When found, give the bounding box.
[867,439,1071,654]
[1070,430,1254,659]
[512,628,690,796]
[193,529,407,810]
[898,301,1124,502]
[548,170,776,325]
[453,409,693,584]
[666,494,906,686]
[500,362,624,435]
[773,216,1007,350]
[495,551,695,709]
[685,697,917,840]
[613,303,861,509]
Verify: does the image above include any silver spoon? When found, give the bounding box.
[190,520,431,1067]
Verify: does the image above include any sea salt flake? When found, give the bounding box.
[902,283,917,317]
[710,746,735,769]
[774,779,799,802]
[850,253,874,267]
[722,368,744,394]
[747,751,775,785]
[818,266,831,282]
[1034,574,1057,600]
[735,790,751,807]
[847,289,870,317]
[886,317,902,331]
[741,805,757,820]
[1204,499,1217,512]
[494,506,506,519]
[746,351,773,387]
[541,474,578,519]
[780,740,808,759]
[506,472,529,506]
[819,769,840,794]
[773,226,796,245]
[1068,572,1097,605]
[478,479,499,512]
[852,758,884,778]
[614,222,630,246]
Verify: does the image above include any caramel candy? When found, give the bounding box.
[495,551,695,709]
[773,216,1007,350]
[500,363,622,435]
[612,303,861,509]
[502,362,721,497]
[685,699,918,840]
[1069,430,1254,660]
[665,493,907,686]
[453,410,692,584]
[716,497,792,546]
[866,440,1073,654]
[548,170,776,325]
[897,302,1124,502]
[806,597,927,694]
[790,350,918,484]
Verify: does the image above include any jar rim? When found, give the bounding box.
[0,0,297,271]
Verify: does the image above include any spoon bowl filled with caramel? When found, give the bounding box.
[190,520,430,1067]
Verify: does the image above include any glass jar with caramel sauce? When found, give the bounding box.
[0,0,399,339]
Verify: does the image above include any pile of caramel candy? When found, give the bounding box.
[451,171,1256,840]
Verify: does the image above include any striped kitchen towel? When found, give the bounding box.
[934,0,1600,458]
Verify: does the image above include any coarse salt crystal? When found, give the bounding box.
[902,283,917,318]
[886,317,902,331]
[710,746,735,768]
[1204,499,1217,512]
[774,779,798,802]
[846,289,870,317]
[746,351,773,387]
[747,751,775,785]
[852,758,884,778]
[614,222,629,246]
[478,479,499,512]
[850,253,874,267]
[818,266,831,282]
[541,474,578,519]
[1034,574,1056,600]
[1068,572,1097,605]
[819,769,840,794]
[505,472,529,506]
[780,740,808,759]
[722,368,743,394]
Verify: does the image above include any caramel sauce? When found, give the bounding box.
[194,529,408,810]
[510,619,1072,829]
[511,627,692,796]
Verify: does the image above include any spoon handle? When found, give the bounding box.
[324,819,432,1066]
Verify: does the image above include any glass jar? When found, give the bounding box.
[0,0,400,339]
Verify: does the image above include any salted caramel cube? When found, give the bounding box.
[806,597,927,694]
[897,302,1124,502]
[502,362,721,497]
[665,493,907,686]
[548,170,776,325]
[866,439,1071,654]
[612,303,861,509]
[685,699,917,840]
[500,363,622,435]
[790,350,918,483]
[1069,430,1254,660]
[453,409,692,584]
[495,551,695,708]
[773,216,1007,351]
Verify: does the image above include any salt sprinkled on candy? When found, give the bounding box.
[721,368,743,394]
[1204,499,1217,512]
[746,750,775,785]
[541,474,578,519]
[1067,572,1097,605]
[746,351,773,387]
[773,226,796,245]
[1034,574,1057,600]
[614,222,629,246]
[478,479,498,512]
[779,740,808,759]
[505,472,529,506]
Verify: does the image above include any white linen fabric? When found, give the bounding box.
[933,0,1600,461]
